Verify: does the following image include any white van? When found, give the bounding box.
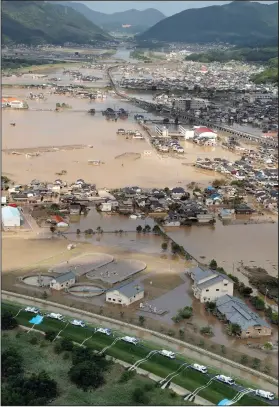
[255,389,275,401]
[216,375,235,385]
[96,328,112,336]
[46,313,64,321]
[191,363,208,374]
[158,350,176,359]
[121,336,139,345]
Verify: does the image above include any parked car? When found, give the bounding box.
[158,350,176,359]
[255,390,275,401]
[71,319,85,327]
[96,327,112,336]
[191,363,208,374]
[46,313,64,321]
[216,375,235,385]
[121,336,139,345]
[24,307,40,314]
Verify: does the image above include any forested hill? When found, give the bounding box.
[50,2,165,34]
[137,1,278,45]
[2,1,112,45]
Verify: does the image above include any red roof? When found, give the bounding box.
[195,127,213,134]
[52,215,64,223]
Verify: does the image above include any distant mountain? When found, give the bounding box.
[137,1,278,45]
[51,2,165,33]
[2,1,112,46]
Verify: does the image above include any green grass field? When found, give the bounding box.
[2,330,193,406]
[2,302,271,406]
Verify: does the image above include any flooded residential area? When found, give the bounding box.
[2,40,278,384]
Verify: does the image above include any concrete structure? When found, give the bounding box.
[106,282,144,306]
[1,206,22,227]
[189,267,234,303]
[190,98,209,110]
[216,295,272,338]
[155,125,169,138]
[174,98,191,111]
[50,271,76,291]
[179,125,194,139]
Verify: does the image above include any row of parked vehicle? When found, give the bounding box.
[23,307,275,401]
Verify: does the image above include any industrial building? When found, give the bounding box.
[50,271,76,291]
[106,282,144,306]
[1,206,22,227]
[216,295,272,338]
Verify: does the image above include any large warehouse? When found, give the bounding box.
[1,206,22,227]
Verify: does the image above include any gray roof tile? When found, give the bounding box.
[216,295,271,331]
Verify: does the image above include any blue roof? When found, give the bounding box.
[206,186,215,190]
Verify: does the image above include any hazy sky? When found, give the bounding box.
[82,1,277,16]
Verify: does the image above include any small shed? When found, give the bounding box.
[50,271,76,291]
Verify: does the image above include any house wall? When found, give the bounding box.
[194,280,234,303]
[106,290,144,306]
[242,325,272,339]
[2,214,21,227]
[50,278,75,291]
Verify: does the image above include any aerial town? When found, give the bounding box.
[1,0,278,406]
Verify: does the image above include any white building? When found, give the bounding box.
[106,282,144,306]
[188,267,234,303]
[1,206,22,227]
[50,271,76,291]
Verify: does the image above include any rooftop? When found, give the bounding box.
[108,281,144,298]
[52,271,76,284]
[216,295,271,331]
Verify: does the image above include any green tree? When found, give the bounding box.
[76,228,81,235]
[240,355,248,365]
[252,358,261,370]
[1,310,18,330]
[152,224,161,234]
[2,348,23,380]
[44,330,57,341]
[136,225,142,233]
[61,338,74,351]
[132,387,149,404]
[68,361,105,391]
[200,326,214,336]
[138,315,145,326]
[42,291,48,300]
[227,323,242,336]
[161,241,168,251]
[250,296,265,310]
[209,259,217,270]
